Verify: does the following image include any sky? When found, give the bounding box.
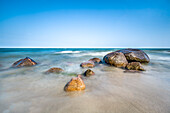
[0,0,170,48]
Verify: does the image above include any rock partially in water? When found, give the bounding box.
[116,48,150,63]
[88,58,102,64]
[64,75,86,91]
[12,57,37,68]
[103,52,128,67]
[126,62,145,71]
[124,70,142,73]
[46,67,64,73]
[84,69,95,77]
[80,61,95,68]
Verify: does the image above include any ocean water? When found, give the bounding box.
[0,48,170,113]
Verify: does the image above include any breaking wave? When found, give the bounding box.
[55,51,81,54]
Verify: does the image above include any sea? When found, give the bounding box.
[0,48,170,113]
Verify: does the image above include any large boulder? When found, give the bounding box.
[84,69,95,77]
[12,57,37,68]
[64,75,86,91]
[116,48,150,63]
[80,61,95,68]
[46,67,64,73]
[88,58,102,64]
[126,62,145,71]
[103,52,128,67]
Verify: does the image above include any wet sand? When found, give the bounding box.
[0,65,170,113]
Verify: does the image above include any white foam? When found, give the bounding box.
[149,54,170,61]
[55,51,81,54]
[72,51,112,57]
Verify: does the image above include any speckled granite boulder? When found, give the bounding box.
[103,52,128,67]
[116,48,150,63]
[126,62,145,71]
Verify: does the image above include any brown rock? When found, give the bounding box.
[103,52,128,67]
[88,58,102,64]
[80,61,95,68]
[12,57,37,68]
[116,48,150,63]
[126,62,145,71]
[64,75,86,91]
[84,69,95,77]
[46,67,64,73]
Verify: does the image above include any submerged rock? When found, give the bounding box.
[116,48,150,63]
[64,75,86,91]
[46,67,64,73]
[80,61,95,68]
[124,70,142,73]
[84,69,95,77]
[103,52,128,67]
[12,57,37,68]
[88,58,102,64]
[126,62,145,71]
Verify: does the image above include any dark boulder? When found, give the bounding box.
[126,62,145,71]
[103,52,128,67]
[116,48,150,63]
[84,69,95,77]
[12,57,37,68]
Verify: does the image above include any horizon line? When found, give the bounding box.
[0,46,170,48]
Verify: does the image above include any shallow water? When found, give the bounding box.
[0,48,170,113]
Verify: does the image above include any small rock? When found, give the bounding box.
[84,69,95,77]
[46,67,64,73]
[126,62,145,71]
[88,58,102,64]
[12,57,37,68]
[80,61,95,68]
[103,52,128,67]
[64,75,86,91]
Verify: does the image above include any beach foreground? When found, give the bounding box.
[0,48,170,113]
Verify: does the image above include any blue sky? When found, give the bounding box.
[0,0,170,48]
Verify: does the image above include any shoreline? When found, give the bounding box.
[0,48,170,113]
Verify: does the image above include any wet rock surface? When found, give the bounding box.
[46,67,64,73]
[12,57,37,68]
[84,69,95,77]
[116,48,150,63]
[88,58,102,64]
[103,52,128,67]
[80,61,95,68]
[126,62,145,71]
[64,75,86,91]
[124,70,142,73]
